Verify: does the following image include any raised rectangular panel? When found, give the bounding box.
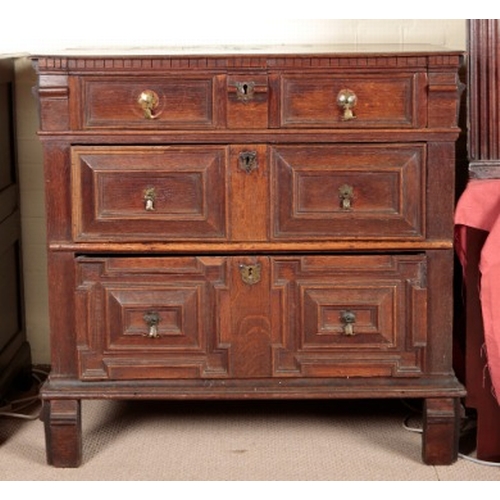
[272,144,424,240]
[81,76,215,129]
[71,146,228,241]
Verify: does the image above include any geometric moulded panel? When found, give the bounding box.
[272,144,425,240]
[75,256,229,380]
[71,146,227,242]
[272,254,428,378]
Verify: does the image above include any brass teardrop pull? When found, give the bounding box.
[340,310,356,336]
[339,184,354,210]
[143,311,161,338]
[143,187,156,211]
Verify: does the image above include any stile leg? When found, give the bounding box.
[42,399,82,467]
[422,397,460,465]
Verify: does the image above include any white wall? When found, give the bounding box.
[10,17,466,364]
[2,11,466,55]
[1,0,470,55]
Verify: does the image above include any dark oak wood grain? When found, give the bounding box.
[33,46,464,467]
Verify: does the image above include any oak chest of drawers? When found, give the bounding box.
[33,46,465,467]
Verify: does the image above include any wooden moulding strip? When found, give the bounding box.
[40,376,466,401]
[49,240,453,254]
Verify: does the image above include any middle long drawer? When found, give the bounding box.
[71,144,425,242]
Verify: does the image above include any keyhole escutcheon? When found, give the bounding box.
[238,151,258,174]
[239,263,262,285]
[235,81,255,102]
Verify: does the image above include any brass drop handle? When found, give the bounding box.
[143,311,161,338]
[341,310,356,336]
[339,184,354,210]
[137,89,160,119]
[143,187,156,211]
[337,89,357,120]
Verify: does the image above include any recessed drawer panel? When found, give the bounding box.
[280,73,421,128]
[80,76,215,129]
[273,254,428,378]
[272,144,425,240]
[71,146,227,241]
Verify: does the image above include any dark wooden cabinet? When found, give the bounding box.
[0,58,31,399]
[33,46,465,467]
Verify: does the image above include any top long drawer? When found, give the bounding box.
[72,71,425,130]
[34,51,463,133]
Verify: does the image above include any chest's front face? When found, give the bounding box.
[34,48,465,467]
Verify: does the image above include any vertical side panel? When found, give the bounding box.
[47,251,78,377]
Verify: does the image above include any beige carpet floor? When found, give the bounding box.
[1,391,500,481]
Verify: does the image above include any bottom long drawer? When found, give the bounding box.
[75,254,428,381]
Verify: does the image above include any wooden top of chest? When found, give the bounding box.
[32,44,463,72]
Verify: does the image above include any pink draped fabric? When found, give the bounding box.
[455,179,500,405]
